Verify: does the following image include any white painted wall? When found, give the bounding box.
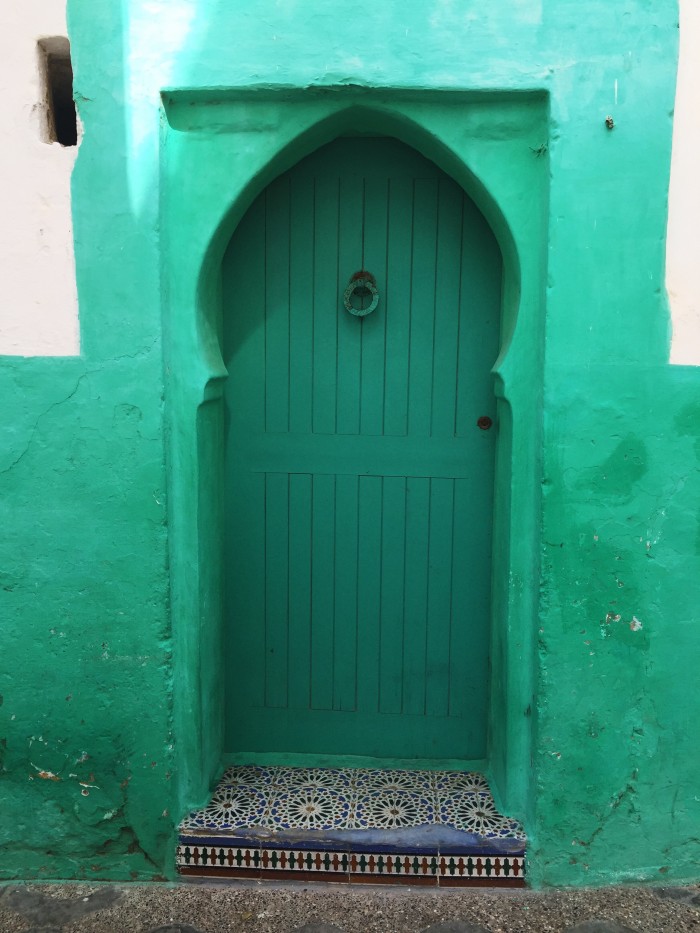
[0,0,79,357]
[667,0,700,365]
[0,2,697,361]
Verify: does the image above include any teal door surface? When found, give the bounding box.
[223,138,501,762]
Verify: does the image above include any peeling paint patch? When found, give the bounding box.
[630,616,643,631]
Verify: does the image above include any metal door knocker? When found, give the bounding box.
[343,271,379,317]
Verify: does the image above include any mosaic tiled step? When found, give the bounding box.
[178,765,526,887]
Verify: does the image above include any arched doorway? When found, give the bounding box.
[221,136,502,764]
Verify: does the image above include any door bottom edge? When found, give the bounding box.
[221,751,488,772]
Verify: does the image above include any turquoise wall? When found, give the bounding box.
[2,0,696,888]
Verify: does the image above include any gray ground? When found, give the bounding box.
[0,881,699,933]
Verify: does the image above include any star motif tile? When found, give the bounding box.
[180,765,525,839]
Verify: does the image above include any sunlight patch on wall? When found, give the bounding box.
[122,0,197,215]
[667,0,700,365]
[0,1,79,357]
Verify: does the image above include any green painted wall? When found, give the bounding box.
[1,0,696,889]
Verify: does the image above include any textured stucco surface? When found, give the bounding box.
[1,0,698,890]
[0,0,79,356]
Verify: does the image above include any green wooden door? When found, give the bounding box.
[223,138,501,763]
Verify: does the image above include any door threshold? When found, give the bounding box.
[224,751,489,772]
[177,764,526,887]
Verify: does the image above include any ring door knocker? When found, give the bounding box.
[343,270,379,317]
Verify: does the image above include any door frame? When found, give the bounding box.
[161,87,550,829]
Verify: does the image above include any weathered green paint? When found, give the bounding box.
[162,85,546,860]
[223,137,500,761]
[0,0,695,890]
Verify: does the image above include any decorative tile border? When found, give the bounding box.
[176,844,525,887]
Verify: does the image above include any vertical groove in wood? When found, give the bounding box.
[432,180,463,439]
[333,474,359,711]
[354,473,360,711]
[308,473,315,711]
[262,472,268,703]
[383,177,412,437]
[334,176,341,435]
[408,179,439,437]
[336,173,363,435]
[288,473,312,710]
[310,175,316,434]
[263,189,268,436]
[449,478,470,720]
[264,472,289,708]
[356,474,382,714]
[360,175,389,436]
[453,198,465,439]
[429,180,440,437]
[405,180,415,437]
[423,477,433,715]
[331,473,337,704]
[425,477,454,718]
[310,473,336,710]
[265,177,291,434]
[399,477,416,714]
[376,475,384,714]
[379,475,406,716]
[447,477,457,716]
[289,173,314,435]
[312,175,339,435]
[381,178,391,437]
[402,477,430,716]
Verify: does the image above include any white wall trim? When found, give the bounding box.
[0,1,79,357]
[667,0,700,365]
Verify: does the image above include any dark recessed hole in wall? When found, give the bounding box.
[38,38,77,147]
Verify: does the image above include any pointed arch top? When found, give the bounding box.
[192,100,521,316]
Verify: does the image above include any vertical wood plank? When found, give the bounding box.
[383,178,412,437]
[223,194,266,435]
[264,472,289,707]
[378,476,406,715]
[402,477,430,715]
[425,477,454,719]
[289,173,315,436]
[432,182,463,438]
[265,177,291,433]
[408,178,439,436]
[333,473,359,711]
[226,472,266,710]
[288,472,312,709]
[312,175,339,435]
[336,174,363,434]
[360,176,390,436]
[356,474,382,713]
[448,477,471,720]
[310,473,336,709]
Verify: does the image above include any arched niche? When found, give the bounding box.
[161,88,548,829]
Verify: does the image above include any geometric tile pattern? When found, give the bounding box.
[179,765,526,839]
[176,843,526,886]
[178,765,526,887]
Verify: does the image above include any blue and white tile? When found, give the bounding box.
[180,765,525,840]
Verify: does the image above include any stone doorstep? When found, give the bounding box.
[176,765,527,888]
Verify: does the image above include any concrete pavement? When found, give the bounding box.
[1,881,699,933]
